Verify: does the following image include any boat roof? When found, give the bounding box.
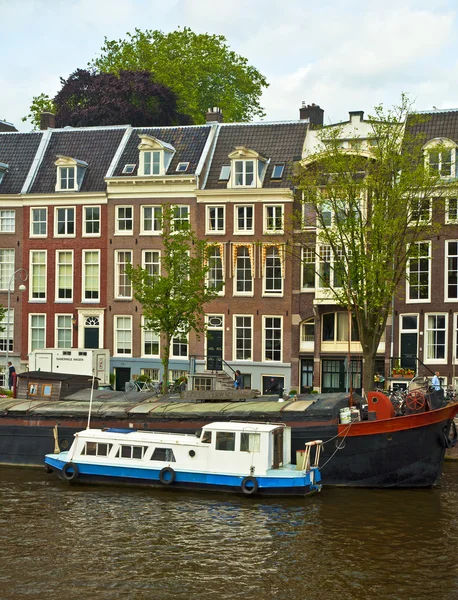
[203,421,285,432]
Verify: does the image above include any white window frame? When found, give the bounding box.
[301,247,315,290]
[407,241,431,303]
[234,159,255,187]
[173,205,190,231]
[141,316,160,358]
[54,207,76,237]
[30,207,47,238]
[171,330,189,359]
[234,205,254,235]
[446,198,458,224]
[82,250,100,302]
[234,245,254,296]
[55,250,73,302]
[424,313,447,365]
[233,315,253,361]
[263,246,283,296]
[29,250,47,301]
[263,316,283,362]
[0,309,13,352]
[55,314,73,349]
[58,166,76,191]
[29,313,46,353]
[114,315,132,356]
[207,245,224,296]
[141,205,162,235]
[142,250,161,277]
[426,146,455,179]
[114,250,132,299]
[0,249,15,290]
[0,209,15,233]
[410,197,431,224]
[206,205,225,234]
[82,206,101,237]
[115,205,133,235]
[264,205,284,234]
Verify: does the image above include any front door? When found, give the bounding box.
[115,367,130,392]
[273,428,283,468]
[207,330,223,371]
[84,328,99,349]
[401,333,417,370]
[322,359,362,395]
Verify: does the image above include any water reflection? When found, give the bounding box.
[1,464,458,599]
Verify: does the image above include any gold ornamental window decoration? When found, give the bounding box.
[206,242,225,273]
[261,243,285,277]
[232,243,254,276]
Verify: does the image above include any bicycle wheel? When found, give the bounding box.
[125,381,136,393]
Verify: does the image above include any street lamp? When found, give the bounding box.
[5,268,28,386]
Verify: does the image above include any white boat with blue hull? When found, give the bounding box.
[45,422,323,497]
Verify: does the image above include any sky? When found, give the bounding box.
[2,0,458,131]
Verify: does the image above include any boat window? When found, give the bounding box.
[201,431,212,444]
[215,432,236,451]
[81,442,113,456]
[240,432,261,453]
[28,383,38,396]
[41,384,52,396]
[151,448,176,462]
[118,445,148,459]
[86,442,97,456]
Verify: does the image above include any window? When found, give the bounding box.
[207,246,224,293]
[0,249,14,290]
[116,206,133,234]
[446,198,458,223]
[83,206,100,236]
[176,162,189,172]
[263,246,283,295]
[30,314,46,351]
[82,442,113,456]
[144,151,161,175]
[447,241,458,300]
[264,317,282,361]
[0,309,13,352]
[122,164,136,174]
[0,162,8,185]
[118,445,148,459]
[265,205,283,233]
[83,250,100,301]
[30,250,46,300]
[234,205,254,234]
[141,368,160,382]
[318,245,331,288]
[425,314,446,361]
[55,207,75,236]
[151,448,176,462]
[142,317,160,357]
[55,156,88,192]
[206,206,225,233]
[31,208,47,237]
[215,431,236,451]
[235,245,253,294]
[219,165,231,181]
[142,250,160,277]
[411,198,431,223]
[302,248,315,289]
[235,315,252,360]
[115,250,132,299]
[241,432,260,452]
[138,134,175,176]
[172,331,188,358]
[271,165,285,180]
[59,166,75,190]
[322,312,359,342]
[428,148,454,178]
[0,210,15,232]
[141,206,162,234]
[173,206,189,231]
[56,251,73,300]
[42,384,52,397]
[115,316,132,355]
[408,241,431,301]
[301,320,315,343]
[56,315,72,348]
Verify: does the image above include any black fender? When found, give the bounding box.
[159,467,176,485]
[241,476,259,495]
[62,462,79,482]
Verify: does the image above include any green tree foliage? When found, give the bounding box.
[126,205,221,393]
[22,93,54,130]
[91,27,268,123]
[293,95,456,392]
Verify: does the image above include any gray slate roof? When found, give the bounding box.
[406,110,458,145]
[30,127,128,194]
[0,132,43,194]
[112,125,212,176]
[204,121,308,189]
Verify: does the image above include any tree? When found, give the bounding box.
[126,205,221,393]
[52,69,191,128]
[22,93,54,130]
[90,27,268,123]
[292,96,456,393]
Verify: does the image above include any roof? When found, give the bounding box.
[0,132,43,194]
[203,421,285,432]
[406,109,458,145]
[112,125,212,176]
[29,127,129,194]
[204,121,308,189]
[17,371,97,382]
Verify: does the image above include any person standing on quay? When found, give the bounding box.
[234,370,243,389]
[7,361,15,390]
[431,371,441,391]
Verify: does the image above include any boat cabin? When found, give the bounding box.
[16,371,98,401]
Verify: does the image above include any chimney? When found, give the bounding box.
[299,103,324,128]
[0,120,17,132]
[40,112,56,130]
[349,110,364,123]
[206,107,224,123]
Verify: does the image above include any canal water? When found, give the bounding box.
[2,463,458,600]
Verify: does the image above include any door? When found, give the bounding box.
[272,428,284,468]
[322,359,362,395]
[84,328,99,349]
[115,367,130,392]
[206,330,223,371]
[401,333,417,370]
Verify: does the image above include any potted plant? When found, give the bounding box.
[391,366,405,377]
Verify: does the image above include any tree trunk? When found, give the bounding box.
[162,335,171,395]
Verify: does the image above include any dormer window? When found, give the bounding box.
[55,156,88,192]
[423,138,457,179]
[228,146,267,189]
[138,135,175,177]
[0,162,9,185]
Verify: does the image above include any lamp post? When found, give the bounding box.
[5,268,27,387]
